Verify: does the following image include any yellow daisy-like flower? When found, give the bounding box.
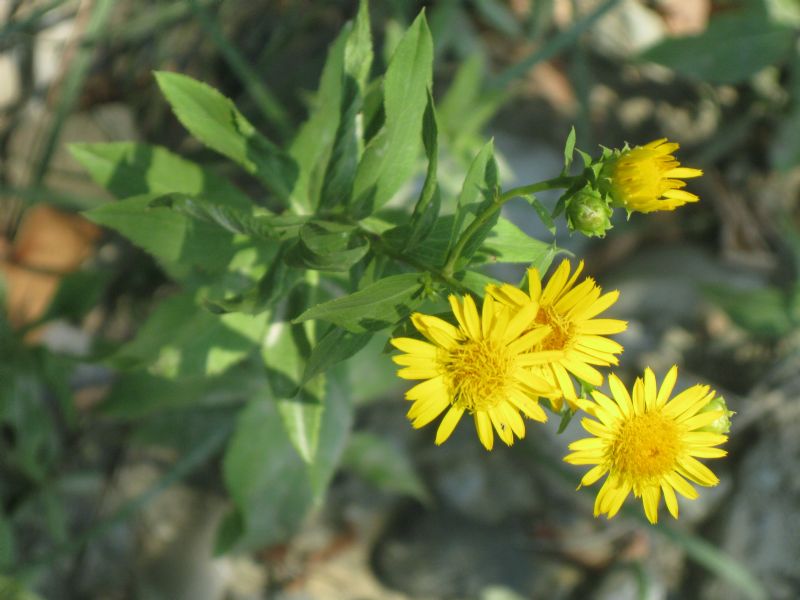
[606,138,703,213]
[391,294,562,450]
[564,366,729,524]
[487,259,627,411]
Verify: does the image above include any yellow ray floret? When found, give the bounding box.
[606,138,703,213]
[391,294,562,451]
[564,366,729,524]
[486,258,627,410]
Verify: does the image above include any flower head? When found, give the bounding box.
[487,259,626,410]
[565,366,729,524]
[604,138,703,213]
[391,294,561,450]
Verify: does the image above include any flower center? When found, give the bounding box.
[534,304,575,351]
[610,411,681,480]
[443,339,514,412]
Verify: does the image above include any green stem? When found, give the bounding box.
[442,175,574,277]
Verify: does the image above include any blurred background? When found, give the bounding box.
[1,0,799,598]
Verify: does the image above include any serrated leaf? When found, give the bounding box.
[351,11,433,216]
[69,142,250,208]
[150,193,305,241]
[640,9,794,84]
[85,195,238,281]
[154,71,298,203]
[295,273,424,333]
[343,432,429,501]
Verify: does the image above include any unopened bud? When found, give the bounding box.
[566,187,613,238]
[699,396,734,435]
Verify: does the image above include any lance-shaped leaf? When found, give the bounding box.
[405,90,441,251]
[150,193,306,241]
[350,11,433,216]
[319,0,373,209]
[295,273,425,333]
[154,71,298,204]
[70,141,250,208]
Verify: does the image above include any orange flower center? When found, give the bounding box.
[534,304,575,351]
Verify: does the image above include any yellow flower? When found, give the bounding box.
[606,138,703,213]
[391,294,561,450]
[487,259,626,410]
[564,366,729,524]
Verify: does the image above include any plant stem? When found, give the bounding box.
[442,175,574,277]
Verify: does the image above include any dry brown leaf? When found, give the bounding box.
[1,204,100,332]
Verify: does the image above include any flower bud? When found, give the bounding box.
[699,395,734,435]
[565,187,613,238]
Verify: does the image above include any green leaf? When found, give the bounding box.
[100,364,267,419]
[301,327,372,386]
[69,142,251,208]
[351,10,434,216]
[262,312,322,461]
[457,269,503,296]
[295,273,425,333]
[406,90,441,251]
[150,193,306,241]
[289,28,348,213]
[522,193,556,235]
[342,432,429,502]
[450,140,500,268]
[218,377,351,553]
[285,220,370,272]
[473,217,553,264]
[319,0,373,209]
[562,126,576,173]
[109,291,268,377]
[640,9,795,84]
[85,195,239,280]
[154,71,298,203]
[221,398,314,551]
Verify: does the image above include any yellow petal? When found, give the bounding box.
[407,395,449,427]
[608,373,633,416]
[642,486,661,524]
[678,456,719,487]
[390,337,438,357]
[665,472,698,500]
[541,259,571,305]
[489,407,514,446]
[643,367,657,409]
[661,481,679,519]
[578,318,628,335]
[474,411,494,450]
[562,358,603,387]
[574,289,620,321]
[580,464,608,487]
[435,406,464,445]
[527,268,542,301]
[406,376,448,401]
[656,365,678,407]
[688,446,727,459]
[504,301,539,341]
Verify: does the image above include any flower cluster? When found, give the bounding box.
[390,139,728,524]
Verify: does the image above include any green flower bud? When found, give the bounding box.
[565,187,613,238]
[699,396,734,435]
